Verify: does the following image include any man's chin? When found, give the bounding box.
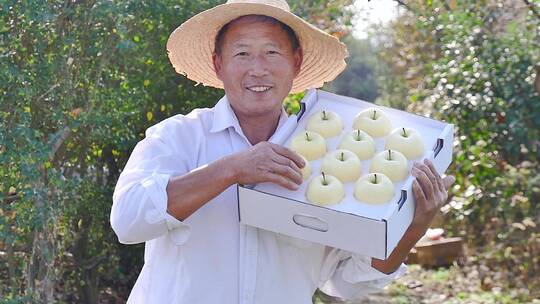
[244,104,282,117]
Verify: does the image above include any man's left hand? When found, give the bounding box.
[371,159,455,274]
[410,159,455,235]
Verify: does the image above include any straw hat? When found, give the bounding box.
[166,0,348,94]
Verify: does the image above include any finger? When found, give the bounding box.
[442,175,456,190]
[265,171,300,190]
[273,154,301,174]
[270,143,305,168]
[416,162,438,193]
[412,179,428,208]
[424,159,445,194]
[412,166,435,202]
[271,162,303,185]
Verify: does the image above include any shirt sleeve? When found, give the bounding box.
[317,247,407,299]
[110,118,198,246]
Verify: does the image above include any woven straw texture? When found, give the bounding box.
[166,0,348,93]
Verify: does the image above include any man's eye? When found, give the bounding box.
[268,50,280,55]
[235,52,248,57]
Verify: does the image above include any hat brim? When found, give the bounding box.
[166,2,348,94]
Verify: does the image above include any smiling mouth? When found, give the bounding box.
[246,86,272,93]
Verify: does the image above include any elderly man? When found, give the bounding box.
[111,1,455,303]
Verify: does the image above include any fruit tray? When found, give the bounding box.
[238,89,453,259]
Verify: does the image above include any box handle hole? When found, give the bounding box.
[296,102,306,122]
[433,138,444,158]
[397,190,408,211]
[292,214,328,232]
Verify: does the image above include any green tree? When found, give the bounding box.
[0,1,354,303]
[375,0,540,299]
[324,34,380,102]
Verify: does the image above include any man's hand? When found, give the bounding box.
[229,142,305,190]
[410,159,455,234]
[371,158,455,274]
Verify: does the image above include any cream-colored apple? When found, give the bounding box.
[338,129,376,160]
[289,131,326,160]
[352,108,392,137]
[306,173,345,206]
[321,149,362,182]
[354,173,395,204]
[306,110,343,138]
[299,155,311,181]
[370,149,409,182]
[385,127,425,159]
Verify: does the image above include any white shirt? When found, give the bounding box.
[111,95,406,304]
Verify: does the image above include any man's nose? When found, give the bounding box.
[247,55,270,77]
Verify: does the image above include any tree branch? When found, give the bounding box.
[523,0,540,20]
[393,0,410,10]
[36,83,60,102]
[368,0,410,10]
[81,255,107,270]
[2,193,20,205]
[48,126,71,162]
[534,62,540,94]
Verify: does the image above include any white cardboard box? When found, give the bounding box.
[238,89,453,259]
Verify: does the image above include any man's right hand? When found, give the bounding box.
[227,142,305,190]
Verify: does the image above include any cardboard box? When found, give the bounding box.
[238,89,454,259]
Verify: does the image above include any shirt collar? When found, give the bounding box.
[210,95,239,133]
[210,95,288,134]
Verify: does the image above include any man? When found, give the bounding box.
[111,1,455,303]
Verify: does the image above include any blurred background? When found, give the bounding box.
[1,0,539,303]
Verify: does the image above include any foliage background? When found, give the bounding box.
[1,0,539,303]
[371,1,540,301]
[0,0,353,303]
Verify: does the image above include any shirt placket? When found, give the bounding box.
[228,127,258,304]
[242,226,258,304]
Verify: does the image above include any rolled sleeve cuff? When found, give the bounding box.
[319,249,407,300]
[141,172,191,245]
[343,253,407,287]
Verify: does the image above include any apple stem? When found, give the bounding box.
[322,172,328,185]
[388,149,392,161]
[372,110,377,120]
[322,110,327,120]
[374,173,378,184]
[356,129,361,141]
[340,151,344,161]
[305,132,310,141]
[402,127,408,137]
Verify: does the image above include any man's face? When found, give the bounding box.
[213,17,303,119]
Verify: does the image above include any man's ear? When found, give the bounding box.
[213,52,223,81]
[293,47,303,77]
